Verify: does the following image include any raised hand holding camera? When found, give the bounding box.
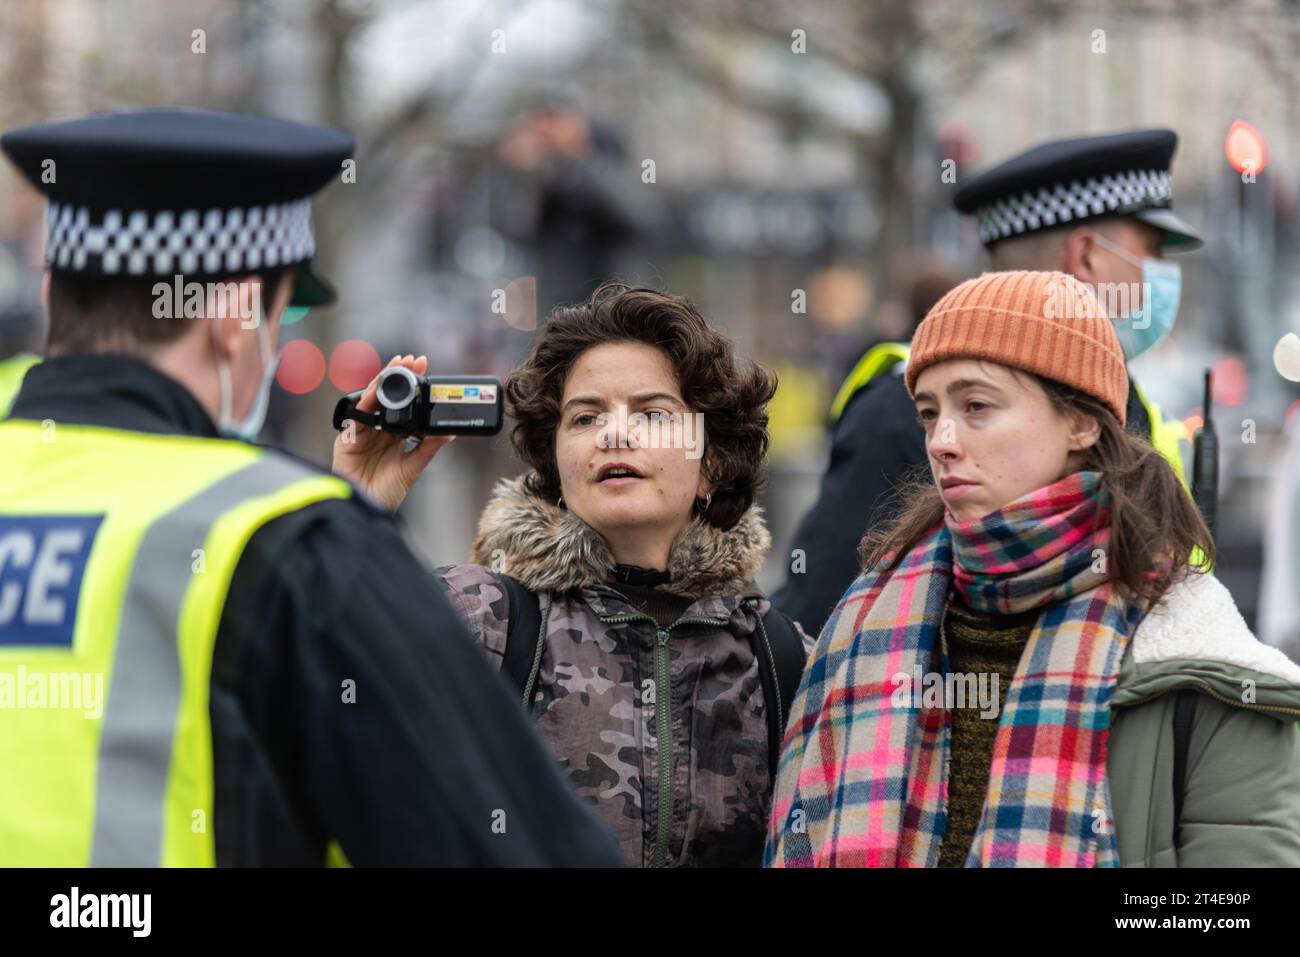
[331,354,467,512]
[333,367,503,438]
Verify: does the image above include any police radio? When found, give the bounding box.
[333,371,503,438]
[1191,368,1218,544]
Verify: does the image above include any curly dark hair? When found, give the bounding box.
[505,282,778,531]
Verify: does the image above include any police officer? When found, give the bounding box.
[0,351,39,416]
[0,302,42,416]
[775,128,1202,637]
[0,108,621,867]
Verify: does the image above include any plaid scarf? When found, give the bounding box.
[766,471,1146,867]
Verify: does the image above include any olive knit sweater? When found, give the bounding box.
[936,598,1040,867]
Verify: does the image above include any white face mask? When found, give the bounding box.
[214,317,280,442]
[1091,232,1183,362]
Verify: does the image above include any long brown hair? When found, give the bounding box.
[859,372,1214,606]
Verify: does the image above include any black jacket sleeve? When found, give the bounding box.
[771,372,930,638]
[210,494,622,867]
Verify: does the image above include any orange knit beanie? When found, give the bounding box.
[905,270,1129,426]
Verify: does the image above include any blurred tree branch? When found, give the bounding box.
[618,0,1298,283]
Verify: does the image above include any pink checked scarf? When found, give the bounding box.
[765,471,1147,867]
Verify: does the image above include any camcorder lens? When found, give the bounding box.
[377,366,419,410]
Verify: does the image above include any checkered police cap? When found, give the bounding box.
[1,108,354,306]
[953,128,1202,251]
[46,199,316,279]
[974,168,1173,244]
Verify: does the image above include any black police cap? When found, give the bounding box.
[0,108,355,306]
[953,128,1202,251]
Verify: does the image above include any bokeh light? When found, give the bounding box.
[277,339,326,394]
[329,339,382,392]
[1211,357,1249,407]
[1224,119,1268,175]
[1273,332,1300,382]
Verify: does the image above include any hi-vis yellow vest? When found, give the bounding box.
[0,353,40,417]
[0,418,351,866]
[829,342,911,422]
[830,342,1189,488]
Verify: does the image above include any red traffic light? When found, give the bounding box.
[1225,120,1268,175]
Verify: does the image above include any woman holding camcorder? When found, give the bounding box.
[334,282,814,868]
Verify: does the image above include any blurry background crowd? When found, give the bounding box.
[2,0,1298,641]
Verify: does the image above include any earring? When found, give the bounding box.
[697,491,713,513]
[557,494,565,509]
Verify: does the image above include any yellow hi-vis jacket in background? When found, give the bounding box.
[0,418,350,866]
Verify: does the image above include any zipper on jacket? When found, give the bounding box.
[599,611,729,867]
[1117,679,1300,718]
[652,626,672,866]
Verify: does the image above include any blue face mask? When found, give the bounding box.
[214,318,280,443]
[1091,232,1182,362]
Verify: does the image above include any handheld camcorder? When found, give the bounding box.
[333,369,503,438]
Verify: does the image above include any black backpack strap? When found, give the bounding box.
[1172,688,1198,850]
[749,601,809,777]
[499,574,544,708]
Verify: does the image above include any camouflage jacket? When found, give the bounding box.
[435,474,815,867]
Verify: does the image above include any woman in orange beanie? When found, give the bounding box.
[767,270,1300,868]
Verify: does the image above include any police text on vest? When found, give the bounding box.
[0,515,102,647]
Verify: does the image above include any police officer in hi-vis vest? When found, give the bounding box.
[774,129,1203,638]
[0,352,39,417]
[0,108,621,867]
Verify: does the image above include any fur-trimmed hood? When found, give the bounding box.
[469,473,772,601]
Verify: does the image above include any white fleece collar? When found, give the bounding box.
[1131,571,1300,684]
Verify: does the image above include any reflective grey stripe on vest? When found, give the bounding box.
[91,453,325,866]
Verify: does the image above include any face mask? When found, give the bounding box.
[1091,231,1182,362]
[214,317,280,442]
